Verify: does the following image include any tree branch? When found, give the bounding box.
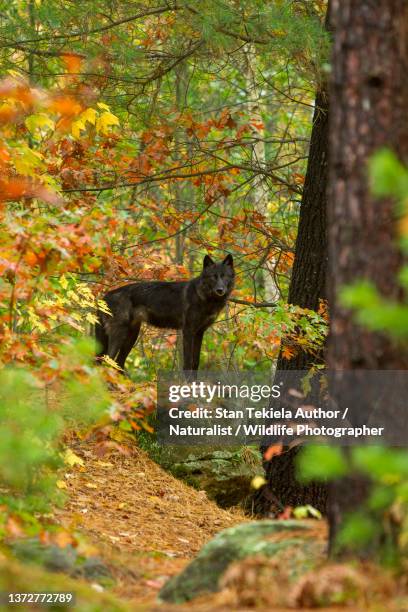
[228,297,277,308]
[0,5,178,47]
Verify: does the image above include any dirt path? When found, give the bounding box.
[55,433,248,608]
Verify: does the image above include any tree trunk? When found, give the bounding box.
[279,86,329,369]
[327,0,408,555]
[255,86,329,516]
[243,44,280,303]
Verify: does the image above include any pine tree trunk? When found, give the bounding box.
[255,3,333,516]
[327,0,408,555]
[255,87,329,515]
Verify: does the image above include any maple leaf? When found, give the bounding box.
[96,111,120,134]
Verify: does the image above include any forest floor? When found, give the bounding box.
[54,431,249,610]
[49,432,406,611]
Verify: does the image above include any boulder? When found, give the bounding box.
[159,519,325,604]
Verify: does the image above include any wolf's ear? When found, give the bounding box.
[223,254,234,268]
[203,255,215,268]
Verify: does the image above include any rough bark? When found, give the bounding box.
[254,85,329,515]
[327,0,408,555]
[279,86,329,369]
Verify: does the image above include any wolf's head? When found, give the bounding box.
[198,254,235,299]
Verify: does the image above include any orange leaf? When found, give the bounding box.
[61,53,83,74]
[263,443,283,461]
[24,251,38,266]
[53,530,76,549]
[282,346,295,360]
[49,96,82,117]
[6,515,25,538]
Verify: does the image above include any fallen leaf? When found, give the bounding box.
[54,531,75,548]
[64,449,84,467]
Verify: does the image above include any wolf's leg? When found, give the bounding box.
[107,324,131,365]
[95,316,109,362]
[182,327,193,371]
[191,330,204,371]
[183,328,204,371]
[116,324,141,370]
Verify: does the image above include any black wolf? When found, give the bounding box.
[95,254,234,371]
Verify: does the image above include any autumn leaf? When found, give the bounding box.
[281,345,295,360]
[53,530,76,548]
[6,515,25,538]
[49,95,82,116]
[64,449,84,467]
[251,475,267,490]
[61,53,84,74]
[96,111,120,134]
[263,443,283,461]
[25,113,55,135]
[24,251,39,266]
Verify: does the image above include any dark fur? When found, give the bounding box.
[96,254,234,371]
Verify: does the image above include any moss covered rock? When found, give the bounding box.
[170,447,262,507]
[159,520,325,604]
[10,538,113,583]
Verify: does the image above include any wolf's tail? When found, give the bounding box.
[95,312,108,360]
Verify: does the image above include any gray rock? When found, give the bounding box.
[10,538,112,581]
[159,520,325,604]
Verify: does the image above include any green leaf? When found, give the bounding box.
[368,485,395,511]
[352,446,408,481]
[337,512,376,549]
[369,148,408,200]
[297,445,349,482]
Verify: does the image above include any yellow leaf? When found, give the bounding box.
[96,111,120,134]
[86,312,98,324]
[85,483,98,489]
[56,480,67,489]
[25,112,55,135]
[251,475,266,490]
[71,118,86,139]
[98,299,112,315]
[63,449,84,467]
[80,107,97,126]
[102,355,121,370]
[60,275,68,289]
[13,146,44,176]
[35,322,47,333]
[67,290,80,302]
[97,102,110,111]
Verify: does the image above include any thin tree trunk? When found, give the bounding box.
[243,44,280,303]
[174,63,190,368]
[327,0,408,556]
